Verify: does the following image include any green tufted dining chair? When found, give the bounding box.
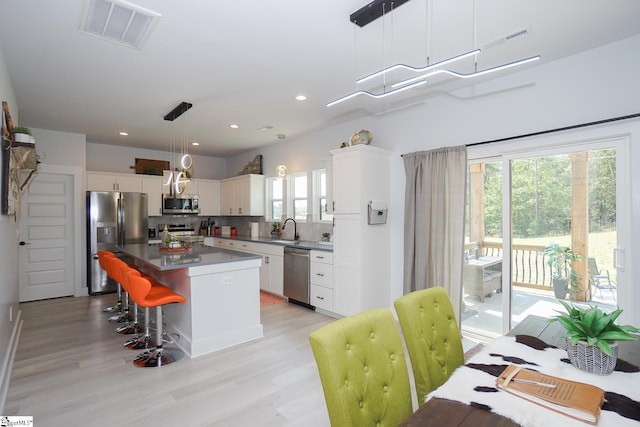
[309,307,413,427]
[394,287,464,404]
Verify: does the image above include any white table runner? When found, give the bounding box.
[428,335,640,426]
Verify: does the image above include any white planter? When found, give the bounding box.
[565,338,617,375]
[13,132,32,143]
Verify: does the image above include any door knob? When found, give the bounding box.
[19,241,30,246]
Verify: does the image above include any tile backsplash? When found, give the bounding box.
[149,215,333,241]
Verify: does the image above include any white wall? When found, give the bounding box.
[32,128,86,168]
[0,43,19,413]
[86,142,227,180]
[228,35,640,324]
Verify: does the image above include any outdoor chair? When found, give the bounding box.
[588,257,616,301]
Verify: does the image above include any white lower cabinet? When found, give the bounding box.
[263,254,284,296]
[310,250,334,311]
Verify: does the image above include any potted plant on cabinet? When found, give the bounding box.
[321,232,331,242]
[543,243,584,299]
[549,300,639,374]
[12,125,33,143]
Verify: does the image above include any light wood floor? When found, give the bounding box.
[5,294,335,426]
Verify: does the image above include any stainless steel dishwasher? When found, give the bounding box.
[283,246,313,309]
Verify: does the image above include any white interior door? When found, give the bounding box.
[18,173,75,302]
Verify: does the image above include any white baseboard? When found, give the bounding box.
[0,310,23,414]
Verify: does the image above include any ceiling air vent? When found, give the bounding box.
[79,0,161,49]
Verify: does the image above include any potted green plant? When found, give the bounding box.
[543,243,584,299]
[12,125,33,143]
[321,232,331,242]
[549,300,639,374]
[270,222,281,238]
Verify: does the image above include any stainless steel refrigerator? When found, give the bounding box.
[87,191,148,294]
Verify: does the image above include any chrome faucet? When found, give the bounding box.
[282,218,299,240]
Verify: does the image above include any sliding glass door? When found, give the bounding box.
[461,138,627,341]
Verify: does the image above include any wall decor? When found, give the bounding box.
[238,154,263,175]
[1,101,38,216]
[133,158,170,175]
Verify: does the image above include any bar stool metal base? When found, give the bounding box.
[102,304,120,313]
[124,334,155,350]
[108,312,133,323]
[115,322,143,335]
[133,347,183,368]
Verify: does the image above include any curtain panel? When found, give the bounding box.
[402,146,467,320]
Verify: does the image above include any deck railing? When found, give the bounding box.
[466,241,552,291]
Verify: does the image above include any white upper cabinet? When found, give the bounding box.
[220,174,265,216]
[197,179,221,216]
[87,172,142,192]
[330,145,390,215]
[141,175,163,216]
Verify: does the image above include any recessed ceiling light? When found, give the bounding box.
[119,131,128,136]
[229,124,239,129]
[296,95,307,101]
[258,125,273,131]
[191,142,199,146]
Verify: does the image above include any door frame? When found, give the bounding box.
[19,164,85,298]
[469,124,633,333]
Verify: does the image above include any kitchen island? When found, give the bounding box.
[119,243,263,358]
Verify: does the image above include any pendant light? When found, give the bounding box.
[327,0,541,107]
[162,102,194,195]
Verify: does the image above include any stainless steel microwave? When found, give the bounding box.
[162,194,200,215]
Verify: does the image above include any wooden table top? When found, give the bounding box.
[399,315,640,427]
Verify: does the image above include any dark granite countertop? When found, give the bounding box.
[120,243,262,271]
[205,235,334,252]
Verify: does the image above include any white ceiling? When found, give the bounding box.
[1,0,639,158]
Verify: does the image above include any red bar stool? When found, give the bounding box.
[97,250,119,313]
[104,256,135,325]
[119,265,170,351]
[126,270,186,367]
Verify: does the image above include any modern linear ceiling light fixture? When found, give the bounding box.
[79,0,161,49]
[391,55,541,89]
[328,0,417,107]
[356,48,480,84]
[328,0,540,107]
[326,80,426,107]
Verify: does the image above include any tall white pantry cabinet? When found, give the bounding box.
[330,144,390,317]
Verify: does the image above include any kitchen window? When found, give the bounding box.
[289,172,307,221]
[313,169,333,223]
[266,176,284,221]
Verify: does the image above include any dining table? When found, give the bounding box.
[400,315,640,427]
